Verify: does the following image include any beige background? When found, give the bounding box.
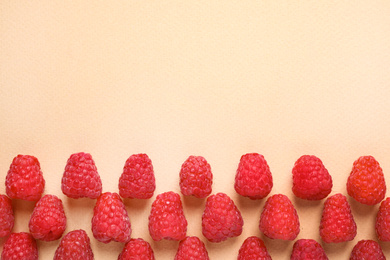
[1,1,390,259]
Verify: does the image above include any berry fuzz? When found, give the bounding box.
[350,240,385,260]
[175,236,209,260]
[376,197,390,241]
[0,194,14,237]
[1,232,38,260]
[54,229,94,260]
[237,236,271,260]
[290,239,328,260]
[118,238,155,260]
[234,153,273,200]
[202,193,243,242]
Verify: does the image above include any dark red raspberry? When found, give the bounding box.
[5,155,45,201]
[320,193,356,243]
[175,236,209,260]
[118,238,155,260]
[237,236,271,260]
[347,155,386,205]
[29,194,66,241]
[290,239,328,260]
[292,155,332,200]
[0,194,14,237]
[1,232,38,260]
[234,153,273,200]
[119,153,156,199]
[148,191,187,241]
[92,192,131,243]
[61,152,102,199]
[202,193,243,242]
[179,156,213,199]
[350,240,385,260]
[259,194,300,240]
[376,197,390,241]
[54,229,94,260]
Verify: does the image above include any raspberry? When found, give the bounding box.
[347,155,386,205]
[320,193,356,243]
[0,194,14,237]
[290,239,328,260]
[61,152,102,199]
[179,156,213,198]
[376,197,390,241]
[5,155,45,201]
[237,236,271,260]
[29,194,66,241]
[259,194,300,240]
[202,193,243,242]
[234,153,273,200]
[54,230,94,260]
[1,232,38,260]
[119,154,156,199]
[350,240,385,260]
[148,191,187,241]
[118,238,155,260]
[292,155,332,200]
[175,236,209,260]
[92,192,131,243]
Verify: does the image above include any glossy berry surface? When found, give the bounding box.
[5,155,45,201]
[54,229,94,260]
[290,239,328,260]
[148,191,187,241]
[119,153,156,199]
[1,232,38,260]
[202,193,243,242]
[350,240,385,260]
[259,194,300,240]
[0,194,14,237]
[237,236,271,260]
[92,192,131,243]
[118,238,155,260]
[376,197,390,241]
[175,236,209,260]
[61,152,102,199]
[292,155,332,200]
[234,153,273,200]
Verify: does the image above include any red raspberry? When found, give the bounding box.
[92,192,131,243]
[292,155,332,200]
[237,236,271,260]
[234,153,273,200]
[54,229,94,260]
[61,152,102,199]
[29,194,66,241]
[259,194,300,240]
[376,197,390,241]
[350,240,385,260]
[118,238,155,260]
[290,239,328,260]
[179,156,213,198]
[5,155,45,201]
[175,236,209,260]
[1,232,38,260]
[148,191,187,241]
[320,193,357,243]
[119,154,156,199]
[202,193,243,242]
[347,155,386,205]
[0,195,14,237]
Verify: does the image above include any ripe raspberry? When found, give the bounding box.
[292,155,332,200]
[1,232,38,260]
[350,240,385,260]
[61,152,102,199]
[5,155,45,201]
[92,192,131,243]
[234,153,273,200]
[179,156,213,199]
[118,238,155,260]
[376,197,390,241]
[259,194,300,240]
[202,193,243,242]
[0,194,14,237]
[148,191,187,241]
[29,194,66,241]
[54,230,94,260]
[237,236,271,260]
[290,239,328,260]
[175,236,209,260]
[119,153,156,199]
[320,193,357,243]
[347,155,386,205]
